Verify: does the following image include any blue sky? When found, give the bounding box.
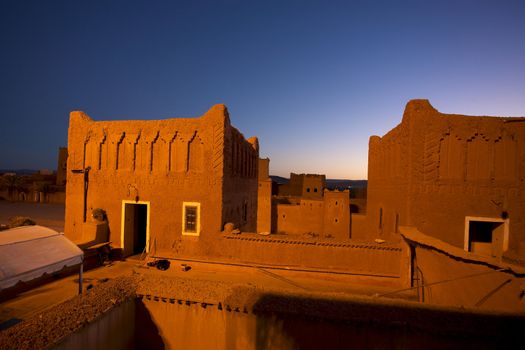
[1,0,524,178]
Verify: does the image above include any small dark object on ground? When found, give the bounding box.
[156,260,170,271]
[147,259,171,271]
[181,264,191,272]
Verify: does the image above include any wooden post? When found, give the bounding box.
[79,262,83,295]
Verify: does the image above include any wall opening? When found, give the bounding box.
[464,216,509,258]
[242,202,248,223]
[122,202,149,256]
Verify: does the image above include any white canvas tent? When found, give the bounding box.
[0,225,84,291]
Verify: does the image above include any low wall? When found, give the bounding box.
[156,234,404,278]
[57,292,525,350]
[0,190,65,204]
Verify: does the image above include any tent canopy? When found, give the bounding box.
[0,225,83,290]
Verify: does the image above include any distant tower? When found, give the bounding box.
[56,147,68,186]
[257,158,272,233]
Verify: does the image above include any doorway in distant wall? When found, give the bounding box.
[122,201,150,257]
[464,216,508,258]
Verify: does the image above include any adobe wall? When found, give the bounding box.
[278,173,325,198]
[222,129,259,232]
[65,104,258,253]
[257,158,272,233]
[367,100,525,253]
[367,122,410,240]
[301,174,325,199]
[349,214,368,240]
[274,190,351,240]
[276,199,324,235]
[323,190,351,239]
[277,173,303,196]
[158,234,404,278]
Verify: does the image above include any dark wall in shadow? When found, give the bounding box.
[252,293,525,350]
[134,299,165,349]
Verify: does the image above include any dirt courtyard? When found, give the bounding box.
[0,201,65,232]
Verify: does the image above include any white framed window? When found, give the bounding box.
[182,202,201,236]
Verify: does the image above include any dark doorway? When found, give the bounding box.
[468,220,504,257]
[124,203,148,256]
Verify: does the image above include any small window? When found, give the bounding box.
[335,201,338,206]
[465,217,508,258]
[306,188,310,192]
[379,208,383,229]
[182,202,200,236]
[314,188,318,193]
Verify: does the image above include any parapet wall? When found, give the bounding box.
[156,233,404,278]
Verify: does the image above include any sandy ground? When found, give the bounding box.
[0,257,412,329]
[0,201,65,232]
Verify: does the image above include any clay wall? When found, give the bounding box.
[258,158,270,180]
[349,214,368,240]
[277,173,325,198]
[159,234,404,277]
[367,100,525,254]
[301,174,325,199]
[323,190,351,240]
[222,128,259,232]
[276,199,324,235]
[367,121,410,240]
[65,104,258,254]
[274,190,351,239]
[277,173,303,196]
[257,158,272,233]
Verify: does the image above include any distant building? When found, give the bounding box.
[257,158,272,234]
[56,147,68,186]
[65,105,259,257]
[277,173,326,199]
[258,167,351,240]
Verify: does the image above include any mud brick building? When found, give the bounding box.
[65,104,259,256]
[257,168,351,240]
[367,100,525,258]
